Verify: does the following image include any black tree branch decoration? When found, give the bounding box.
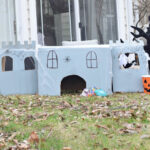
[131,16,150,56]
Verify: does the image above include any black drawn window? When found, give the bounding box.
[86,51,98,68]
[24,57,35,70]
[2,56,13,72]
[47,50,58,69]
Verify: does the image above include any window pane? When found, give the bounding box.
[36,0,75,46]
[79,0,118,44]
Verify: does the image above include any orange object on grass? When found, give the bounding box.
[142,75,150,94]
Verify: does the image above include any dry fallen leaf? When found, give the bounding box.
[70,121,78,125]
[119,129,137,134]
[0,143,5,149]
[7,140,30,150]
[18,142,30,149]
[95,124,109,130]
[8,132,18,141]
[28,131,39,143]
[140,134,150,139]
[63,147,72,150]
[122,123,134,130]
[3,122,8,126]
[103,148,109,150]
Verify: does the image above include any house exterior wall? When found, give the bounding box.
[0,0,136,46]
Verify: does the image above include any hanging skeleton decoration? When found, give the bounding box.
[48,0,69,14]
[131,16,150,56]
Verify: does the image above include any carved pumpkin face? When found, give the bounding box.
[142,76,150,94]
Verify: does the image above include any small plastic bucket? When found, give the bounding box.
[142,75,150,94]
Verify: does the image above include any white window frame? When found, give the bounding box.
[15,0,37,42]
[116,0,133,41]
[14,0,134,45]
[74,0,81,41]
[37,0,81,45]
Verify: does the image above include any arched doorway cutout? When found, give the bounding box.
[61,75,86,94]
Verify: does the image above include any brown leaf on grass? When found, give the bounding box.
[16,95,21,100]
[28,132,39,143]
[57,101,71,110]
[119,129,138,134]
[59,115,65,121]
[103,148,109,150]
[122,123,135,130]
[70,120,78,124]
[13,139,19,145]
[76,99,81,103]
[62,101,72,107]
[95,124,109,130]
[105,101,111,106]
[0,143,5,149]
[63,147,72,150]
[92,109,101,115]
[121,123,142,134]
[134,123,142,129]
[49,112,55,116]
[46,127,53,138]
[140,134,150,139]
[8,132,18,141]
[12,109,19,115]
[3,122,8,126]
[34,113,50,122]
[17,141,30,149]
[93,142,101,147]
[7,140,30,150]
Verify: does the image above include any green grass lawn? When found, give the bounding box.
[1,93,150,150]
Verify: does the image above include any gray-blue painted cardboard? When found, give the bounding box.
[0,42,148,96]
[0,49,38,95]
[37,46,113,96]
[111,44,149,92]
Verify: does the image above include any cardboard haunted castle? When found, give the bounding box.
[0,40,148,96]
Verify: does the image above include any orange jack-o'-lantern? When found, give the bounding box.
[142,76,150,94]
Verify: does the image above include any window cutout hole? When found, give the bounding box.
[24,57,35,70]
[2,56,13,71]
[119,53,140,69]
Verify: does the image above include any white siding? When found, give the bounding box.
[15,0,37,42]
